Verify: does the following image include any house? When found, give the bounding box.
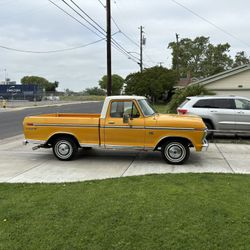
[190,64,250,98]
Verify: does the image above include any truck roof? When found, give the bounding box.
[105,95,146,101]
[101,95,146,119]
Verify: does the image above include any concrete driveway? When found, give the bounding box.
[1,135,250,183]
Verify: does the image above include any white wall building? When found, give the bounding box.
[191,64,250,99]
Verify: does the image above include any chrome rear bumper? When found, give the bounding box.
[23,140,28,146]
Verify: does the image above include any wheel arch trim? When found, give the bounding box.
[154,136,194,150]
[46,132,80,147]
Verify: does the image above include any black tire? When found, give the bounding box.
[161,140,190,165]
[52,137,78,161]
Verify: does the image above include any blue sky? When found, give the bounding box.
[0,0,249,91]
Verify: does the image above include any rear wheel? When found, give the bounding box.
[161,140,190,165]
[53,137,78,161]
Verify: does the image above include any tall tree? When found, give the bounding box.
[125,66,177,102]
[99,74,124,95]
[21,76,58,92]
[233,51,250,67]
[168,36,233,78]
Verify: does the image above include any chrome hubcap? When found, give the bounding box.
[58,143,70,156]
[164,142,186,163]
[169,145,182,159]
[55,140,73,159]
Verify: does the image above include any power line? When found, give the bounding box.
[68,0,138,61]
[97,0,106,9]
[49,0,103,38]
[69,0,106,33]
[66,0,140,63]
[0,38,105,53]
[51,0,140,64]
[120,31,140,48]
[59,0,106,37]
[171,0,250,48]
[97,0,140,48]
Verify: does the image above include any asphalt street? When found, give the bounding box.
[0,102,103,139]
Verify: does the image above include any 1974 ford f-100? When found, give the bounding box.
[23,96,208,164]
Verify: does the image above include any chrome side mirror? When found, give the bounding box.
[123,113,129,123]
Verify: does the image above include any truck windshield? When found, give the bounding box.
[138,99,157,116]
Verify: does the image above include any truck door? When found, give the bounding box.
[104,100,145,148]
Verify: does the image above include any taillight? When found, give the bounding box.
[178,109,188,115]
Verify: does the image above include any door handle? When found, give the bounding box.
[108,121,115,124]
[237,111,244,114]
[210,110,218,113]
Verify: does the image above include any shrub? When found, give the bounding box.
[167,84,214,113]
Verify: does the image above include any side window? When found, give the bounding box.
[193,99,234,109]
[235,99,250,110]
[193,99,213,108]
[110,101,140,118]
[212,99,233,109]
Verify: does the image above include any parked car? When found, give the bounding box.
[23,95,208,164]
[177,96,250,133]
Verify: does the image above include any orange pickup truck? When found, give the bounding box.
[23,96,208,164]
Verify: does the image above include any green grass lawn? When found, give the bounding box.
[1,174,250,250]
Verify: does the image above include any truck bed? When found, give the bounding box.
[23,113,101,145]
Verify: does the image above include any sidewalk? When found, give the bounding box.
[0,135,250,183]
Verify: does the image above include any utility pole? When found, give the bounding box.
[175,33,180,79]
[106,0,112,96]
[139,26,144,73]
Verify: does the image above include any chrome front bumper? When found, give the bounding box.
[202,139,209,151]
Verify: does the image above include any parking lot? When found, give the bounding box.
[1,134,250,183]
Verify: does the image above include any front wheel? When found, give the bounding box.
[161,140,190,165]
[53,137,78,161]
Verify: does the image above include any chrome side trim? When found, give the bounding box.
[101,126,197,131]
[101,125,144,129]
[30,123,200,132]
[32,123,99,128]
[234,122,250,126]
[145,126,196,131]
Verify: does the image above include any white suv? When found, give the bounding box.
[177,96,250,132]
